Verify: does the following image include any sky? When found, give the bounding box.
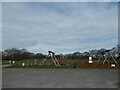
[0,2,2,52]
[2,2,118,54]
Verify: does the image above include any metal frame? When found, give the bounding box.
[43,51,60,67]
[97,49,118,65]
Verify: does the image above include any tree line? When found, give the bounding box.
[1,44,120,60]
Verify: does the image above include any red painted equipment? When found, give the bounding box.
[59,58,67,65]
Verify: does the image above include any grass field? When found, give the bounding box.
[2,59,79,68]
[2,59,120,69]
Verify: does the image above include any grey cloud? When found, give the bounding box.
[2,2,118,54]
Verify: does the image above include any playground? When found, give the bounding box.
[2,51,119,88]
[3,59,120,69]
[2,49,120,69]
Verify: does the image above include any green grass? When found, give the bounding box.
[7,64,75,69]
[3,59,119,69]
[5,59,75,68]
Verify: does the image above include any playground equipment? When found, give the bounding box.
[59,58,68,65]
[97,49,118,65]
[88,57,92,64]
[42,51,60,67]
[59,54,68,65]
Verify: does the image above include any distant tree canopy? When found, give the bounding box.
[1,44,119,60]
[2,48,45,60]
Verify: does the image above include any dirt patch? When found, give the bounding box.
[74,62,120,69]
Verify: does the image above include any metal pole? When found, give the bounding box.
[54,55,60,66]
[103,56,107,64]
[50,54,57,67]
[110,51,118,65]
[42,54,49,65]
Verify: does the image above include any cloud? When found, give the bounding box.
[0,2,2,51]
[2,2,118,54]
[1,0,119,2]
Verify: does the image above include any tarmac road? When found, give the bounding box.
[2,68,118,88]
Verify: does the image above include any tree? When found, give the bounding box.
[34,53,45,59]
[2,48,34,60]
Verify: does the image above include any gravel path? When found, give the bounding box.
[2,68,118,88]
